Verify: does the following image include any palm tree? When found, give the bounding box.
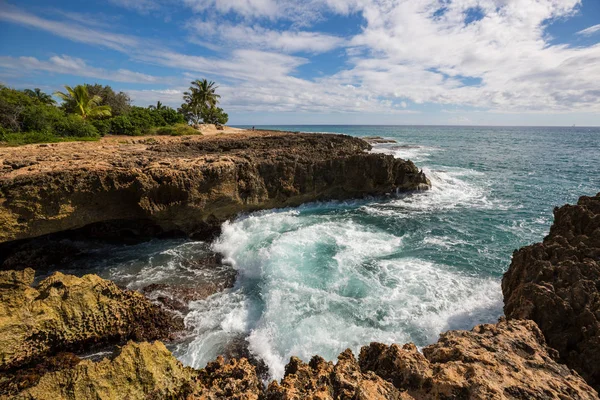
[182,79,221,124]
[184,79,220,109]
[24,88,56,105]
[149,101,165,110]
[54,85,112,119]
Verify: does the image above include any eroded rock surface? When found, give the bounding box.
[267,318,596,399]
[13,341,197,400]
[14,342,263,400]
[0,269,183,372]
[0,131,430,244]
[503,192,600,390]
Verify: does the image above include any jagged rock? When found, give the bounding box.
[0,269,183,372]
[359,318,597,399]
[503,192,600,390]
[12,341,197,400]
[0,131,430,244]
[266,350,402,400]
[190,356,263,400]
[14,342,263,400]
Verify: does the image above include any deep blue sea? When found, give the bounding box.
[62,125,600,379]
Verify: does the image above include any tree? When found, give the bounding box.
[54,85,112,120]
[201,106,228,125]
[23,88,56,105]
[85,84,130,116]
[181,79,222,124]
[149,101,165,110]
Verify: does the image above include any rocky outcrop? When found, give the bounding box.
[503,192,600,391]
[3,269,596,399]
[267,318,597,399]
[0,269,182,373]
[266,350,402,399]
[14,341,263,400]
[13,341,196,400]
[0,131,430,244]
[13,319,593,400]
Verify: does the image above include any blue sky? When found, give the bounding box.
[1,0,599,126]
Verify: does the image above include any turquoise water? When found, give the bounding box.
[63,126,600,380]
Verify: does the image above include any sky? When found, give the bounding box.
[0,0,599,126]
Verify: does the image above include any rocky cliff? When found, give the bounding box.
[0,269,182,376]
[8,316,596,399]
[0,131,430,244]
[503,192,600,391]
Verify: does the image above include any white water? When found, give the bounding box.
[175,142,504,380]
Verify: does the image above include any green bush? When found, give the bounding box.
[110,115,140,136]
[158,108,185,125]
[90,119,111,136]
[152,123,200,136]
[20,104,64,133]
[201,106,228,125]
[53,114,99,137]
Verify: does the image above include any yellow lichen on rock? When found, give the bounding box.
[14,341,196,400]
[0,269,182,371]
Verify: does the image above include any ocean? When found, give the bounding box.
[56,125,600,380]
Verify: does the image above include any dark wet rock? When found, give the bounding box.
[362,136,398,144]
[503,192,600,391]
[141,251,236,312]
[0,131,430,244]
[0,238,82,271]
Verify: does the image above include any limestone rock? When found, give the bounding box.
[266,350,402,400]
[13,341,197,400]
[0,269,183,371]
[360,318,598,399]
[503,192,600,390]
[0,131,430,244]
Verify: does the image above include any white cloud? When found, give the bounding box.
[187,20,345,53]
[577,24,600,36]
[2,0,599,119]
[0,55,162,84]
[108,0,162,13]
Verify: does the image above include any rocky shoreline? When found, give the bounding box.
[0,132,598,399]
[0,131,429,247]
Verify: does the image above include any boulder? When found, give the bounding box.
[503,193,600,390]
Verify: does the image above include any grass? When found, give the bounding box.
[0,123,201,146]
[150,123,202,136]
[0,131,100,146]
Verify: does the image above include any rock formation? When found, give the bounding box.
[13,341,263,400]
[503,192,600,391]
[267,318,596,399]
[0,269,182,373]
[0,131,430,244]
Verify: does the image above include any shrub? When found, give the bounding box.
[152,123,200,136]
[53,114,99,137]
[201,106,228,125]
[127,107,155,133]
[110,115,140,136]
[20,104,64,133]
[90,119,111,136]
[0,86,36,132]
[158,108,185,125]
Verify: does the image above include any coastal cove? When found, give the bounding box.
[1,126,599,398]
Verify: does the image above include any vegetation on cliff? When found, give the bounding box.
[0,79,228,145]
